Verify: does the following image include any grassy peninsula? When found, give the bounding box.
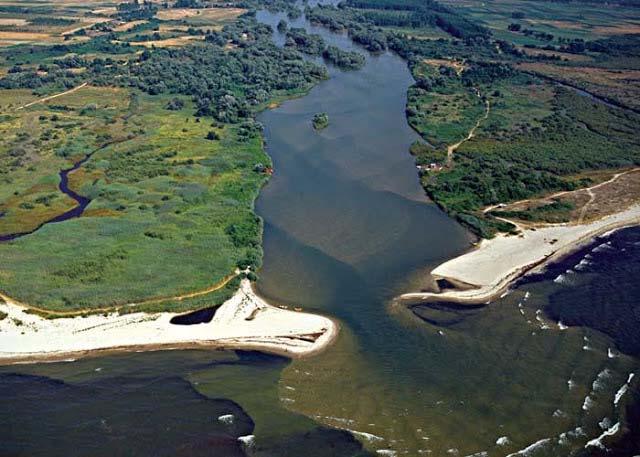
[0,0,327,313]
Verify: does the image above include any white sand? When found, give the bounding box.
[402,204,640,304]
[0,279,338,364]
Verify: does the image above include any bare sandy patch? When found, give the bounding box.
[62,16,112,36]
[0,18,27,26]
[0,31,51,41]
[91,7,117,16]
[518,47,593,62]
[124,35,204,48]
[0,279,339,363]
[592,22,640,35]
[423,58,466,76]
[113,19,147,32]
[156,7,246,21]
[526,19,585,30]
[401,204,640,305]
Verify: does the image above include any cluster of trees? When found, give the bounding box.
[116,0,158,20]
[0,19,328,124]
[322,45,366,70]
[285,27,326,55]
[461,62,517,85]
[278,19,367,68]
[345,0,491,40]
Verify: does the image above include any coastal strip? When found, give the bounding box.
[401,204,640,305]
[0,279,339,364]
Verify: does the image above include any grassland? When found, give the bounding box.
[439,0,640,41]
[0,88,270,311]
[0,0,326,312]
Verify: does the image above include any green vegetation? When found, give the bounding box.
[304,0,640,237]
[312,112,329,130]
[323,45,366,70]
[0,7,328,312]
[489,199,575,223]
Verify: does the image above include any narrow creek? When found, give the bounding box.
[0,148,98,242]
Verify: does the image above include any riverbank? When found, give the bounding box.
[401,204,640,305]
[0,279,338,364]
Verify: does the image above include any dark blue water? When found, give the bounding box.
[0,148,95,242]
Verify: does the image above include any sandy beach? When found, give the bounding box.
[401,204,640,305]
[0,279,338,364]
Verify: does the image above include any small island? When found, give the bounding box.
[312,112,329,130]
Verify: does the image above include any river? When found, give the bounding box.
[1,4,639,457]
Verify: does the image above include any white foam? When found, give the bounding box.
[524,292,530,300]
[218,414,234,424]
[376,450,397,456]
[553,274,566,284]
[552,409,567,419]
[558,321,568,330]
[567,379,576,390]
[582,395,594,411]
[614,373,635,406]
[599,417,613,430]
[465,452,488,457]
[557,426,586,446]
[505,438,551,457]
[238,435,255,447]
[608,348,618,358]
[574,258,592,271]
[593,242,615,253]
[585,422,620,450]
[592,368,612,392]
[496,436,510,446]
[349,430,384,442]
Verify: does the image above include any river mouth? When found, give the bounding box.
[252,6,640,456]
[1,4,639,457]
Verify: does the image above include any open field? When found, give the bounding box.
[0,3,327,311]
[439,0,640,41]
[0,89,270,311]
[156,7,246,22]
[491,169,640,225]
[518,62,640,111]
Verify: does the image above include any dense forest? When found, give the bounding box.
[0,19,327,124]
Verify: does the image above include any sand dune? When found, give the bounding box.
[0,279,338,364]
[402,204,640,304]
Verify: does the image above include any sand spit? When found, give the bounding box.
[401,204,640,305]
[0,279,338,364]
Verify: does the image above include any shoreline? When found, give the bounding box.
[0,279,339,365]
[400,204,640,305]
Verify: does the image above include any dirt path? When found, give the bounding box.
[17,82,88,110]
[446,89,490,167]
[484,168,640,215]
[0,271,239,318]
